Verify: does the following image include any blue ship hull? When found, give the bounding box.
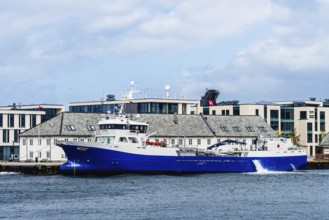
[60,145,307,175]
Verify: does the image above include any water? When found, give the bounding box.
[1,170,329,220]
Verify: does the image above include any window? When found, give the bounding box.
[197,139,201,145]
[14,130,19,143]
[222,110,225,115]
[0,113,2,127]
[207,139,211,145]
[46,151,50,158]
[19,114,26,128]
[38,139,42,145]
[189,139,193,145]
[258,126,267,132]
[129,137,138,143]
[217,139,221,143]
[47,139,51,145]
[30,139,33,146]
[66,125,76,131]
[233,126,241,132]
[171,139,175,145]
[246,126,255,132]
[86,125,96,131]
[8,114,14,127]
[255,109,259,116]
[30,115,37,127]
[23,139,27,146]
[212,110,216,115]
[220,126,229,132]
[119,137,128,143]
[29,151,33,159]
[39,152,42,158]
[2,130,9,143]
[300,111,307,120]
[226,110,229,115]
[179,139,183,145]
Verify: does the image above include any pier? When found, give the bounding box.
[0,162,62,175]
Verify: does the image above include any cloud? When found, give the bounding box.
[0,0,328,105]
[180,0,329,102]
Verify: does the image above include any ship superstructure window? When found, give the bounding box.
[66,125,76,131]
[220,126,229,132]
[128,137,138,143]
[86,125,96,131]
[119,137,128,143]
[96,136,114,144]
[258,126,267,132]
[233,126,242,132]
[246,126,255,132]
[129,125,147,133]
[100,124,127,130]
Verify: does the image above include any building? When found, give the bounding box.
[69,98,199,115]
[19,112,276,162]
[319,133,329,155]
[0,104,64,161]
[69,82,199,115]
[200,91,329,158]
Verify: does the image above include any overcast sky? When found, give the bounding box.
[1,0,329,106]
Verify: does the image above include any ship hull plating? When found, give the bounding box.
[60,145,307,175]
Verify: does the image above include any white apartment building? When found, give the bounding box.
[201,96,329,158]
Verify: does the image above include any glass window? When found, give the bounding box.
[119,137,128,143]
[19,114,26,128]
[258,126,267,132]
[128,137,138,143]
[207,139,211,145]
[300,111,307,120]
[246,126,255,132]
[171,139,175,145]
[8,114,14,127]
[30,115,37,127]
[14,130,19,143]
[220,126,229,132]
[189,139,193,145]
[2,130,9,143]
[233,126,241,132]
[0,113,3,127]
[197,139,201,145]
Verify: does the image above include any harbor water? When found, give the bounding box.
[1,170,329,220]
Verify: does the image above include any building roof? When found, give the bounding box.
[20,112,277,138]
[320,133,329,147]
[203,115,277,138]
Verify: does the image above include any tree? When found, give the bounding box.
[289,128,300,146]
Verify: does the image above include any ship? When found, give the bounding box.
[57,112,307,175]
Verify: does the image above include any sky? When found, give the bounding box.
[1,0,329,106]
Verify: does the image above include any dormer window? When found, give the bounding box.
[86,125,96,131]
[66,125,76,131]
[220,126,229,132]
